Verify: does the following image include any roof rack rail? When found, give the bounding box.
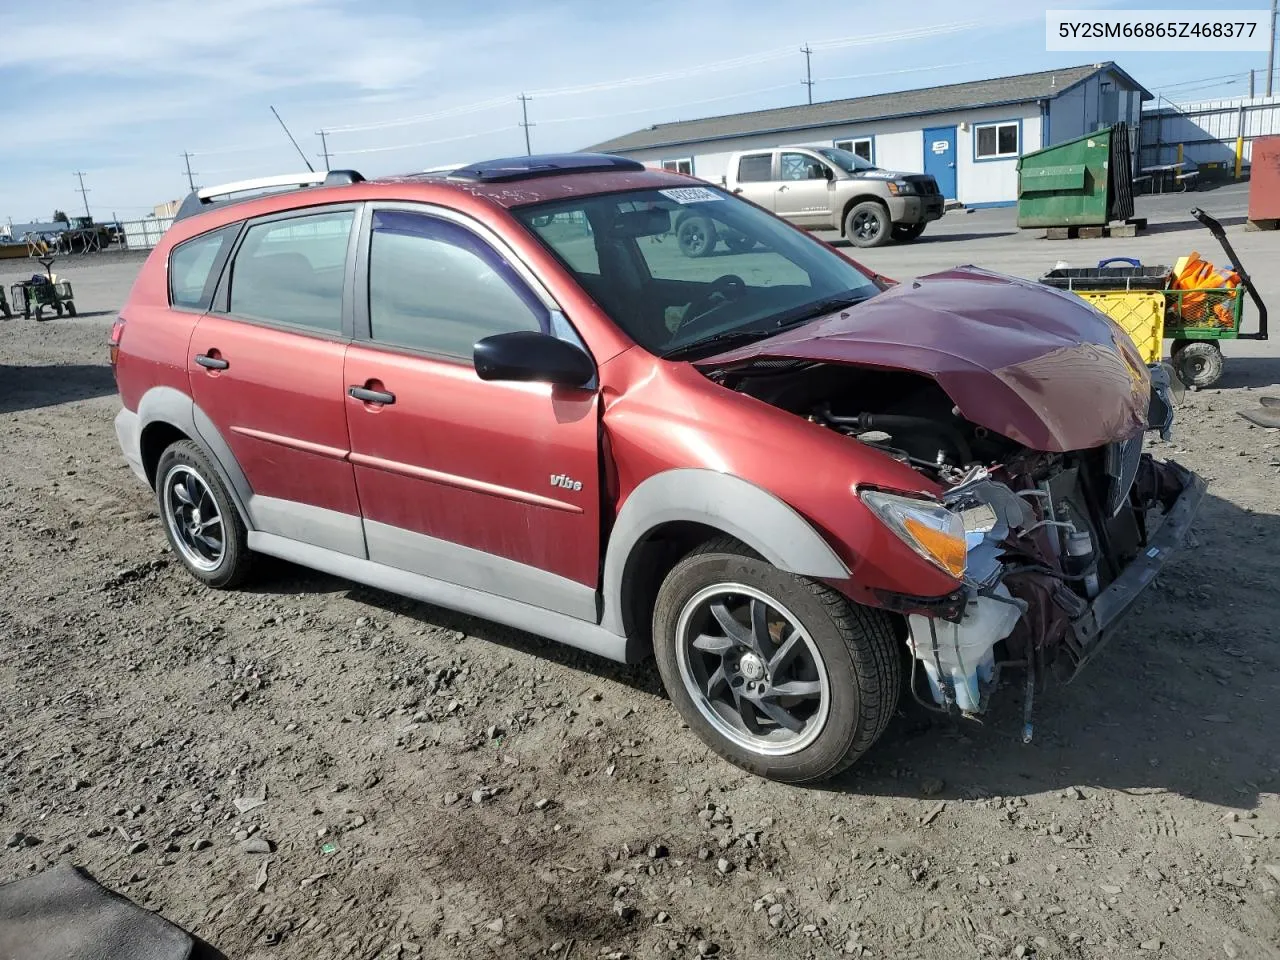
[173,169,365,222]
[446,153,644,183]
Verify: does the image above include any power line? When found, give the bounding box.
[181,152,198,192]
[73,171,91,220]
[518,94,534,156]
[325,21,979,135]
[801,44,814,104]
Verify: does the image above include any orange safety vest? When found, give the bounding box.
[1171,252,1239,327]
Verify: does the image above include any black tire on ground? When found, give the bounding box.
[891,222,927,243]
[676,214,717,258]
[843,200,891,248]
[1171,340,1224,390]
[53,300,63,318]
[652,537,901,783]
[33,305,47,322]
[155,439,252,589]
[723,234,756,254]
[64,301,77,317]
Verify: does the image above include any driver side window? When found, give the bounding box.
[780,152,828,181]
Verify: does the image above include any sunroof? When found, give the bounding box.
[447,153,645,183]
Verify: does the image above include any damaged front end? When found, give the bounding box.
[917,437,1203,729]
[882,359,1202,728]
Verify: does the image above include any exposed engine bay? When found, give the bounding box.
[710,358,1200,728]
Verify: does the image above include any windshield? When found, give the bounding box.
[814,147,878,173]
[513,186,881,357]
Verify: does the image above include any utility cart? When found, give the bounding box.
[1039,208,1268,389]
[8,256,77,322]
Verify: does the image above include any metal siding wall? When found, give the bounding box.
[122,217,174,250]
[1140,95,1280,167]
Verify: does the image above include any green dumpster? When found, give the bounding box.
[1016,122,1135,228]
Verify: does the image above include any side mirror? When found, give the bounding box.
[473,330,595,389]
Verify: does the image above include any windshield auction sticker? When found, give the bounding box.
[660,187,723,204]
[1046,10,1271,51]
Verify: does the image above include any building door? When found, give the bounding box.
[923,126,957,200]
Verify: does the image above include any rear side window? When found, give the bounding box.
[169,226,236,309]
[227,210,353,332]
[367,210,547,359]
[737,154,773,183]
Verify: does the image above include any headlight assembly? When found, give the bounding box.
[859,489,967,579]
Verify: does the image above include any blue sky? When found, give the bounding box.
[0,0,1272,223]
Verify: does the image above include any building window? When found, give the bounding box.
[662,158,693,175]
[834,138,873,162]
[974,121,1019,160]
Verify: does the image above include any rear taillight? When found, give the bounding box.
[108,317,126,369]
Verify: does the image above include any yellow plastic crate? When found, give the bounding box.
[1073,290,1165,365]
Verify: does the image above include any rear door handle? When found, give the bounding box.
[195,353,228,370]
[349,385,395,405]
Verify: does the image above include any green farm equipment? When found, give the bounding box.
[9,257,77,321]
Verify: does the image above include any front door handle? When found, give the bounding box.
[195,353,228,370]
[349,385,395,405]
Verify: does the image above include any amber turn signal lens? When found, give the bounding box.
[902,516,968,579]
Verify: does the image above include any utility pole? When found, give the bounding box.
[1268,0,1277,97]
[801,44,814,104]
[73,171,91,220]
[317,130,332,171]
[181,151,198,192]
[518,94,534,156]
[1250,68,1256,98]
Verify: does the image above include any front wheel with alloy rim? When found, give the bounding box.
[156,439,252,589]
[652,539,902,782]
[844,200,891,248]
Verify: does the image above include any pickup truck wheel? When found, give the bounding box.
[652,539,901,783]
[891,222,927,242]
[676,215,717,258]
[844,201,890,248]
[156,440,252,589]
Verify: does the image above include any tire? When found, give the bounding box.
[53,300,64,318]
[676,214,717,258]
[64,301,77,317]
[652,538,901,783]
[1171,340,1224,390]
[33,305,46,322]
[155,439,252,589]
[843,200,891,248]
[891,222,926,243]
[723,234,755,254]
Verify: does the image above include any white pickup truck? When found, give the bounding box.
[701,145,944,250]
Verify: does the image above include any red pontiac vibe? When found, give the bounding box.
[110,155,1202,782]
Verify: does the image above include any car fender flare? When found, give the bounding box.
[135,386,255,529]
[599,468,850,638]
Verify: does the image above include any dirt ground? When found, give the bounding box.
[3,210,1280,960]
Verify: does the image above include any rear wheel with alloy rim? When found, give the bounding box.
[156,439,252,589]
[652,538,901,782]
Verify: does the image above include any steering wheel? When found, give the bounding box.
[678,275,747,330]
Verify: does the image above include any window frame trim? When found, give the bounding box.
[167,222,243,314]
[352,201,591,370]
[660,157,694,175]
[972,119,1022,162]
[833,136,875,165]
[210,202,365,342]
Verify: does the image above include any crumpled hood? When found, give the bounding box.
[696,266,1150,452]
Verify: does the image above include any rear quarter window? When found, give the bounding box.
[169,225,237,309]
